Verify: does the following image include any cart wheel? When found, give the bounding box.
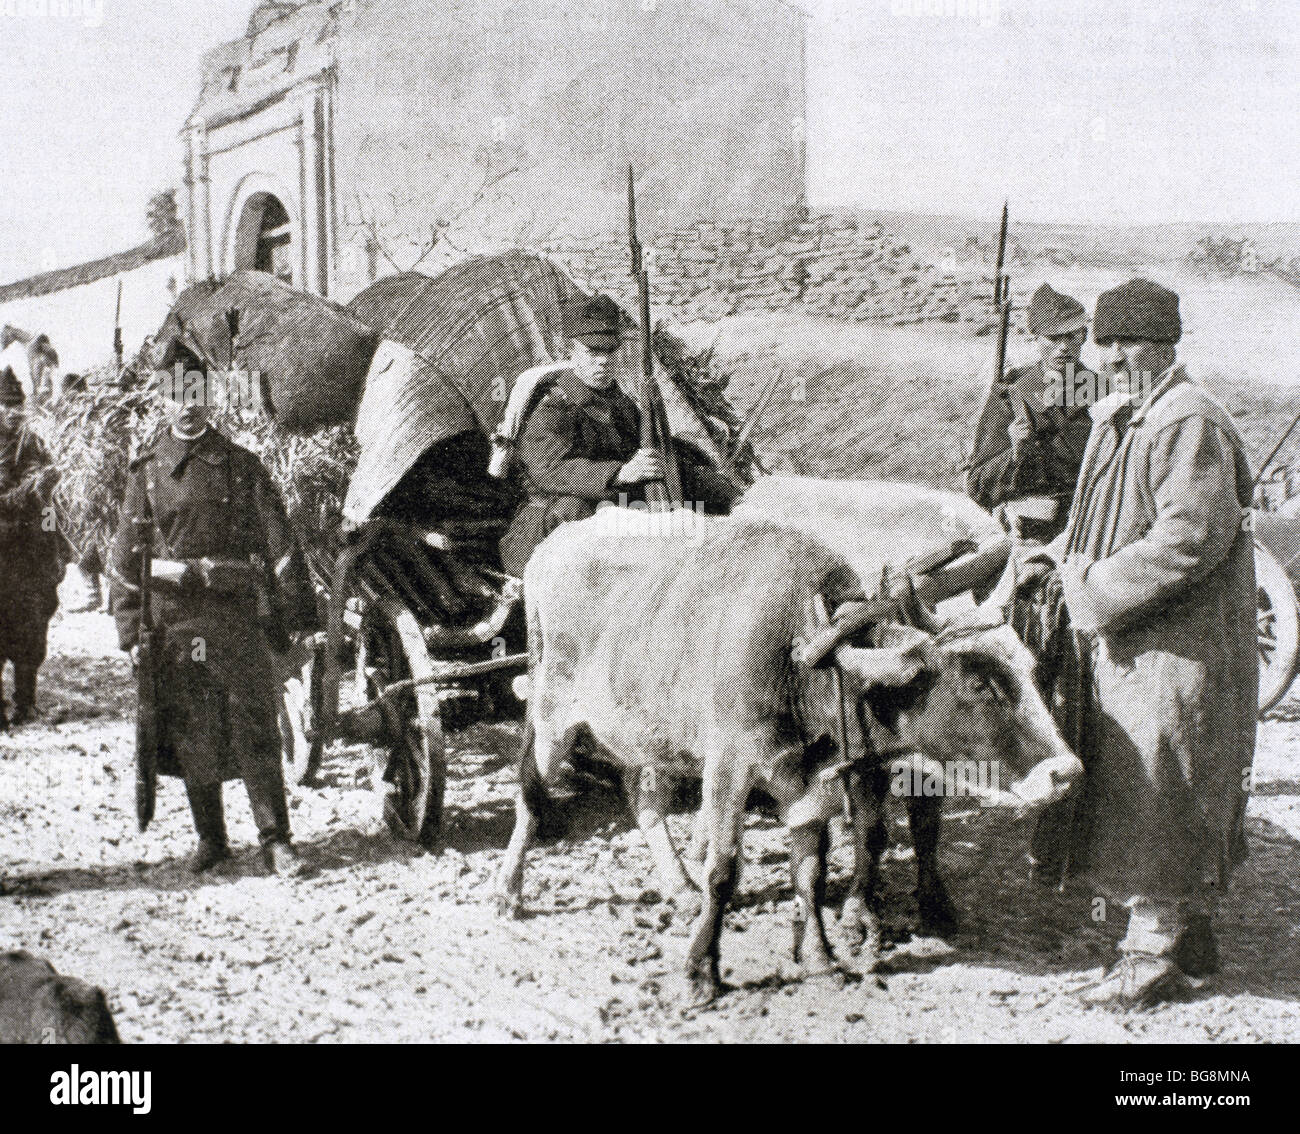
[373,601,446,850]
[278,638,323,787]
[1256,540,1299,714]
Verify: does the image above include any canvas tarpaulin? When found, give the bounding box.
[152,272,379,434]
[341,250,731,524]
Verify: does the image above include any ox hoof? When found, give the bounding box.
[681,964,723,1009]
[840,898,883,960]
[494,892,525,920]
[803,961,847,990]
[916,884,960,939]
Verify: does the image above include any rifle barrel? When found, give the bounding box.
[994,200,1009,281]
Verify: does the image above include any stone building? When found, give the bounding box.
[182,0,807,301]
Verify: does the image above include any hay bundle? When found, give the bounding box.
[28,366,356,574]
[154,271,378,434]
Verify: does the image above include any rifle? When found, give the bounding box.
[134,509,160,833]
[627,165,681,511]
[990,201,1031,440]
[113,281,124,378]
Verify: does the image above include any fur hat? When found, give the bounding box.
[1027,284,1087,337]
[1093,278,1182,344]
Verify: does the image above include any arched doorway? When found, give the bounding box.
[232,191,295,284]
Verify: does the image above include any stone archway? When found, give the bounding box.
[222,174,301,287]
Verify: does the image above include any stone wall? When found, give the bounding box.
[541,212,1012,332]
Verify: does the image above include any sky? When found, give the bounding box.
[1,0,1298,282]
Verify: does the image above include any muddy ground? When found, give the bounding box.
[2,602,1299,1044]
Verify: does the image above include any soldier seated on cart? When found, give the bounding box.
[497,293,738,577]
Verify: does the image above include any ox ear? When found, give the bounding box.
[835,623,930,689]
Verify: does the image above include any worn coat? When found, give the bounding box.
[109,428,317,786]
[1045,367,1255,902]
[0,412,62,665]
[967,362,1093,541]
[499,364,737,576]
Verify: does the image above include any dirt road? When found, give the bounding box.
[2,606,1299,1043]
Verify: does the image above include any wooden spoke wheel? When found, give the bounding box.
[367,599,446,850]
[1255,540,1300,715]
[278,637,325,787]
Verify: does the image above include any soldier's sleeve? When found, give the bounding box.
[1042,408,1092,495]
[1062,415,1244,632]
[965,384,1041,508]
[109,463,148,651]
[515,398,624,501]
[0,428,58,512]
[250,458,320,636]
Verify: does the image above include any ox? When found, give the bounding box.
[497,505,1080,1003]
[0,951,120,1043]
[735,475,1013,940]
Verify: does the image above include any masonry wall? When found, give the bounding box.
[540,212,1011,333]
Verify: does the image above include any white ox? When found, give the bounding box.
[497,501,1081,1002]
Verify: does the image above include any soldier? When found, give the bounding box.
[967,283,1095,541]
[1032,279,1257,1007]
[0,367,62,729]
[109,353,318,875]
[497,293,736,577]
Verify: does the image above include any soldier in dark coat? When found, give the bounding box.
[0,367,63,729]
[109,360,318,875]
[499,294,737,577]
[967,284,1095,541]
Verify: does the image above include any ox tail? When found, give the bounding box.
[517,719,568,841]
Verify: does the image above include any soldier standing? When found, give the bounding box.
[967,284,1095,541]
[109,355,318,875]
[0,367,62,729]
[497,293,736,577]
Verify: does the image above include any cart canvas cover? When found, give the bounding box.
[153,271,379,434]
[341,252,578,524]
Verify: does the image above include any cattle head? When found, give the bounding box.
[828,572,1082,811]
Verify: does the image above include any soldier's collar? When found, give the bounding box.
[555,364,622,408]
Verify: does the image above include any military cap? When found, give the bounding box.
[561,293,623,351]
[1027,284,1088,337]
[0,366,24,407]
[1093,278,1182,345]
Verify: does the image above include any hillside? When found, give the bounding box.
[675,264,1300,488]
[835,208,1300,275]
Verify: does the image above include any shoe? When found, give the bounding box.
[191,839,230,874]
[263,841,306,878]
[1173,914,1220,978]
[9,704,36,728]
[1076,952,1189,1009]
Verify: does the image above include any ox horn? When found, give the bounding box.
[977,548,1019,622]
[834,623,930,688]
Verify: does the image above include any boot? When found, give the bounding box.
[185,781,230,874]
[10,664,38,726]
[1173,913,1220,978]
[1076,952,1189,1009]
